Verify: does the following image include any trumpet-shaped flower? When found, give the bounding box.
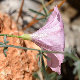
[21,6,65,75]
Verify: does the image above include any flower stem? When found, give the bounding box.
[0,45,39,51]
[64,53,79,61]
[0,34,22,38]
[0,34,31,40]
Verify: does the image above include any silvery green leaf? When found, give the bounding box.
[29,9,45,16]
[42,53,51,61]
[3,47,8,57]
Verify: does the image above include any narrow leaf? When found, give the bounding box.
[41,54,48,77]
[36,17,46,20]
[3,48,8,57]
[42,53,51,61]
[4,35,7,43]
[38,54,42,68]
[64,52,79,61]
[44,72,57,80]
[40,0,48,15]
[4,40,9,44]
[48,72,57,80]
[0,45,39,51]
[32,72,41,80]
[29,9,45,16]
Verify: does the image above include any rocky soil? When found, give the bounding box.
[0,12,41,80]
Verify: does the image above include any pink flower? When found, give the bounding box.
[30,6,65,75]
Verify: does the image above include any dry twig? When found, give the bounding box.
[17,0,24,23]
[0,18,4,33]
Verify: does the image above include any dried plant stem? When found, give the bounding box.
[17,0,24,23]
[22,0,54,30]
[48,0,66,13]
[58,0,66,8]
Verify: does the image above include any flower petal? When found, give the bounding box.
[31,6,65,75]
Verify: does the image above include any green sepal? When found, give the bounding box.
[21,34,31,40]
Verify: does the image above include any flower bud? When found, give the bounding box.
[21,34,31,40]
